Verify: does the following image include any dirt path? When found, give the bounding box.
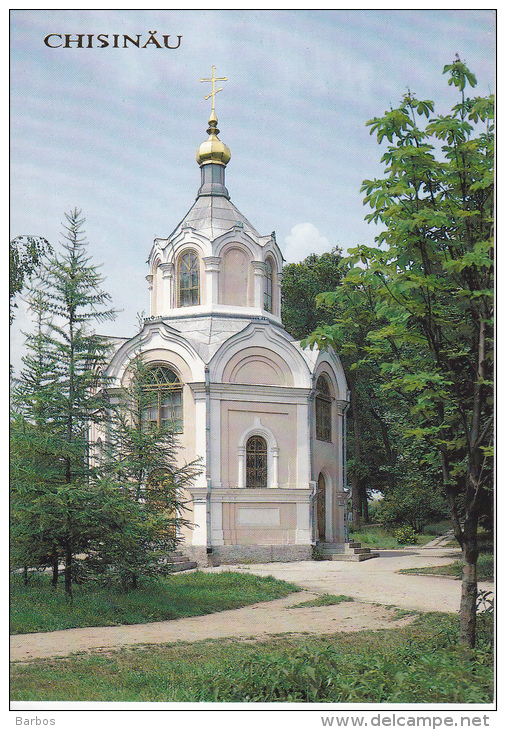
[10,591,413,663]
[10,546,493,663]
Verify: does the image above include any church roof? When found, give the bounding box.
[165,92,262,243]
[172,194,261,242]
[166,314,250,362]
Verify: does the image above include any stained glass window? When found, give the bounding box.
[179,251,200,306]
[246,435,268,488]
[142,366,183,432]
[315,375,332,442]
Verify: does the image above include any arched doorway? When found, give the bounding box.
[317,472,326,542]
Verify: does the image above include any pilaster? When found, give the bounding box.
[203,256,221,306]
[159,262,174,314]
[146,274,154,315]
[252,260,266,310]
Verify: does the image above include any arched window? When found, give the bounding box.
[179,251,200,306]
[315,375,332,442]
[246,435,268,488]
[264,259,273,312]
[142,366,183,432]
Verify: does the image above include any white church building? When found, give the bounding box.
[101,74,349,565]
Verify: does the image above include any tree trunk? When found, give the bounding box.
[459,514,479,648]
[64,543,73,604]
[348,375,362,528]
[51,548,59,589]
[369,404,397,490]
[360,483,369,523]
[350,475,362,528]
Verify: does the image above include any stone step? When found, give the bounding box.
[168,560,198,572]
[165,554,190,563]
[316,541,379,562]
[318,545,347,555]
[347,547,372,555]
[331,551,380,562]
[156,551,198,573]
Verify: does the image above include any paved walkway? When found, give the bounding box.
[10,546,493,663]
[214,546,479,614]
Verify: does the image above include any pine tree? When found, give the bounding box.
[11,209,117,601]
[11,288,63,586]
[98,347,202,588]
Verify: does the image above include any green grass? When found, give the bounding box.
[10,613,493,703]
[10,570,300,635]
[288,593,354,609]
[398,552,494,582]
[422,519,454,536]
[348,526,435,549]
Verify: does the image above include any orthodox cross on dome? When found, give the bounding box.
[200,65,227,115]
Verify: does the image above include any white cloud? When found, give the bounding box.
[282,222,331,264]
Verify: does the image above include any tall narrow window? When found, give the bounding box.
[264,259,273,312]
[246,435,268,488]
[179,251,200,306]
[142,366,183,432]
[315,375,332,442]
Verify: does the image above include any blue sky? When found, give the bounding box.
[10,8,495,369]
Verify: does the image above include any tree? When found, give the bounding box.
[11,288,63,586]
[306,60,493,648]
[10,235,52,323]
[281,248,345,340]
[11,209,117,601]
[283,250,409,525]
[97,347,202,588]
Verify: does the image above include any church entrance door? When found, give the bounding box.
[317,472,326,542]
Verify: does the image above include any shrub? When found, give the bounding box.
[210,633,493,703]
[212,646,341,702]
[395,525,418,545]
[376,483,449,533]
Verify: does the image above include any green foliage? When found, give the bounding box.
[311,546,325,561]
[210,614,493,702]
[348,525,435,549]
[394,525,418,545]
[305,60,494,646]
[97,347,203,587]
[10,570,299,634]
[399,553,494,583]
[213,645,341,702]
[281,247,345,340]
[289,594,354,608]
[376,482,449,533]
[10,209,117,600]
[9,234,52,323]
[10,613,493,703]
[476,589,494,614]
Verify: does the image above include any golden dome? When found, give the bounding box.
[196,111,231,166]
